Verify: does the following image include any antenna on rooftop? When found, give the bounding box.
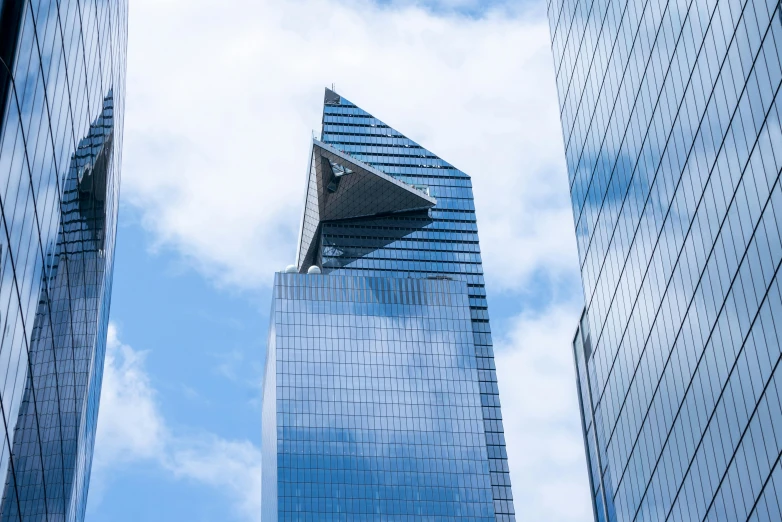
[331,83,336,91]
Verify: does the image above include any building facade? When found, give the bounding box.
[0,1,127,520]
[547,0,782,519]
[262,89,515,521]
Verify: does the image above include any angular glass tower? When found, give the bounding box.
[262,89,516,521]
[548,0,782,519]
[0,1,126,520]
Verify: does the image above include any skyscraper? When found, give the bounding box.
[547,0,782,519]
[262,89,516,521]
[0,1,126,520]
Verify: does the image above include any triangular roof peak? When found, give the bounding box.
[324,87,341,106]
[319,88,467,178]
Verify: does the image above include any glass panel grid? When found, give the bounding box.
[265,273,495,522]
[0,0,127,519]
[551,0,782,518]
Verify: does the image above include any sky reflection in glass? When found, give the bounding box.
[549,0,782,519]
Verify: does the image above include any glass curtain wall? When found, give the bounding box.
[0,1,127,520]
[264,273,497,521]
[547,0,782,518]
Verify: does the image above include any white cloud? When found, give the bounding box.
[94,325,166,465]
[123,0,576,292]
[495,304,594,522]
[91,325,261,521]
[167,437,262,521]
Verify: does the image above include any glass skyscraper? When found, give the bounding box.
[262,89,516,521]
[0,0,126,520]
[548,0,782,518]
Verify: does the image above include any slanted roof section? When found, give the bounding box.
[320,88,469,179]
[296,139,436,271]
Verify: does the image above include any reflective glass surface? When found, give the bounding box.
[264,274,495,522]
[548,0,782,518]
[0,1,126,520]
[262,90,515,521]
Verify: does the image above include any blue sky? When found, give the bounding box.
[85,0,592,520]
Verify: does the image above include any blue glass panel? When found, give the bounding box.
[0,0,126,520]
[265,274,495,521]
[553,0,782,518]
